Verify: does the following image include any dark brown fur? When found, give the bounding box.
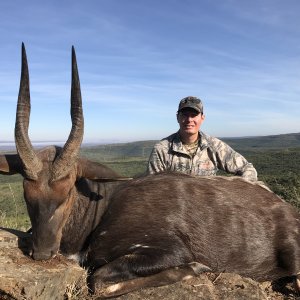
[85,173,300,284]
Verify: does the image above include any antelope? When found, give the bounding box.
[1,44,300,298]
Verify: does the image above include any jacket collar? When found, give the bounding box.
[171,131,209,154]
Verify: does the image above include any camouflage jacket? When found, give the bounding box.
[147,131,257,181]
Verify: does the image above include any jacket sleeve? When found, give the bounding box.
[214,140,258,181]
[147,145,167,174]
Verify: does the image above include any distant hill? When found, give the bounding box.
[223,132,300,151]
[80,140,158,161]
[80,132,300,161]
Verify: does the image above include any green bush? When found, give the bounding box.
[262,174,300,209]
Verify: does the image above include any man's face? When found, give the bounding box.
[177,108,205,136]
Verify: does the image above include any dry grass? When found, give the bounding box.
[64,272,89,300]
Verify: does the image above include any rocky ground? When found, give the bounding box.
[0,228,299,300]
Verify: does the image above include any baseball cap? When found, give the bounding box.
[178,96,203,113]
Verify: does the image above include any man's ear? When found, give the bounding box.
[198,113,205,127]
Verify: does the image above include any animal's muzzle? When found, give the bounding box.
[32,250,56,261]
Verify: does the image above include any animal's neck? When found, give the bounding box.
[60,179,122,255]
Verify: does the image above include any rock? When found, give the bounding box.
[0,228,88,300]
[0,228,298,300]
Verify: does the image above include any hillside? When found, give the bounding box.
[80,140,157,161]
[80,132,300,161]
[1,133,300,157]
[223,132,300,151]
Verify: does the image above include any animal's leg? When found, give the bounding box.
[90,258,211,298]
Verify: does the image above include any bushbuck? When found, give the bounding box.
[1,44,300,298]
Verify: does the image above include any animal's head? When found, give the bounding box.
[0,44,127,260]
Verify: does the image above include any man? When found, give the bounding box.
[147,96,257,181]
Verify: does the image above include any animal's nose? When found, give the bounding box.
[32,250,54,261]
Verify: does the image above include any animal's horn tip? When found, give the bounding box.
[21,43,28,61]
[72,46,78,64]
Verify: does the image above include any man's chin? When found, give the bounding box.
[183,129,196,134]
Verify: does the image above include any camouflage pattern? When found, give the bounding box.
[178,96,203,113]
[147,131,257,181]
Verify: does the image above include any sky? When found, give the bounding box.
[0,0,299,143]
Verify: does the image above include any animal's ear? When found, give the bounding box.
[77,158,132,182]
[0,154,23,175]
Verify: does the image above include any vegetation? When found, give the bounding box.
[1,133,300,230]
[241,148,300,208]
[0,175,30,229]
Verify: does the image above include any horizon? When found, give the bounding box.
[0,131,299,147]
[0,1,299,142]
